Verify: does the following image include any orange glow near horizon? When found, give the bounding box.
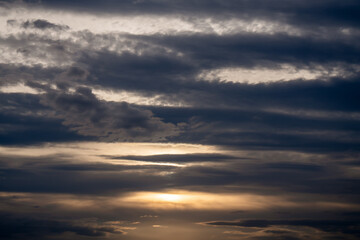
[1,191,360,215]
[118,190,299,210]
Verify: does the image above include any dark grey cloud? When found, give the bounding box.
[163,153,360,196]
[171,77,360,112]
[149,107,360,134]
[0,64,61,87]
[0,118,89,146]
[65,66,89,80]
[0,93,92,145]
[0,214,123,240]
[5,17,58,31]
[14,83,181,142]
[2,150,357,197]
[3,27,358,151]
[44,87,179,141]
[76,33,360,96]
[0,153,177,194]
[1,87,359,152]
[143,33,360,68]
[263,163,323,172]
[173,128,360,153]
[61,32,360,114]
[206,219,360,237]
[16,19,69,31]
[151,106,360,153]
[46,162,176,172]
[2,21,360,110]
[21,0,360,29]
[0,163,167,194]
[0,90,135,145]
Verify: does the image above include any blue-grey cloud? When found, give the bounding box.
[206,219,360,236]
[20,0,360,30]
[7,19,70,31]
[0,214,123,240]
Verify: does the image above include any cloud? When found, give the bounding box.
[0,92,91,145]
[0,152,176,194]
[0,64,61,87]
[1,147,357,197]
[19,0,360,30]
[206,219,360,236]
[0,1,359,240]
[19,19,70,30]
[3,11,357,151]
[106,153,239,163]
[144,33,360,68]
[1,84,359,151]
[1,90,188,146]
[151,106,360,153]
[41,86,180,141]
[0,214,124,240]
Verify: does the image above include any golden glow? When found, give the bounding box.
[152,225,168,228]
[155,193,183,202]
[119,190,299,210]
[2,191,360,213]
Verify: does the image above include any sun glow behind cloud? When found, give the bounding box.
[119,190,292,210]
[2,190,358,214]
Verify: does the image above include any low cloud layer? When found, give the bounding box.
[0,214,124,240]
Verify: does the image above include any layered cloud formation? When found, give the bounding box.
[0,0,359,239]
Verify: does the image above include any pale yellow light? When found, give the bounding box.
[153,193,183,202]
[118,190,299,210]
[2,191,360,213]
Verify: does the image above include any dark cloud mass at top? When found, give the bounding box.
[0,0,360,240]
[23,0,360,27]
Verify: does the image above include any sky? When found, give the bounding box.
[0,0,360,239]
